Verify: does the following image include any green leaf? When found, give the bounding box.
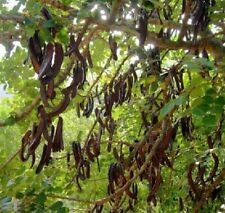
[56,27,69,44]
[24,17,35,26]
[206,88,217,96]
[50,201,63,211]
[4,116,16,126]
[215,96,225,106]
[39,28,52,42]
[202,95,214,104]
[15,192,24,199]
[37,192,46,205]
[159,99,176,119]
[42,19,55,28]
[175,95,187,106]
[202,114,217,127]
[143,0,154,9]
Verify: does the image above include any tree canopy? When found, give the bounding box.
[1,0,225,212]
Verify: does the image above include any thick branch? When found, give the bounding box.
[96,21,225,59]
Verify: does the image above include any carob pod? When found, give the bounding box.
[46,80,55,99]
[187,162,199,198]
[29,106,47,154]
[38,42,54,80]
[86,136,95,162]
[35,135,53,174]
[108,163,116,194]
[72,142,82,167]
[65,35,86,65]
[67,152,70,168]
[207,153,219,182]
[47,88,71,118]
[28,37,41,73]
[40,83,49,107]
[95,108,105,129]
[52,116,64,152]
[86,45,93,68]
[73,62,86,87]
[30,152,36,168]
[32,31,43,62]
[125,75,133,102]
[42,42,64,83]
[138,9,148,46]
[147,173,162,203]
[20,130,32,162]
[83,96,94,118]
[109,35,118,60]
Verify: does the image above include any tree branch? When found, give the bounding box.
[47,194,95,204]
[95,21,225,60]
[108,0,125,24]
[0,14,24,23]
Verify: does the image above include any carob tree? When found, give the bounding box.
[1,0,225,212]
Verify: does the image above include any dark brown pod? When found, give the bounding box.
[109,35,118,60]
[20,130,32,162]
[52,117,64,152]
[38,43,54,80]
[36,144,47,174]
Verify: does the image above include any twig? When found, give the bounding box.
[0,14,24,23]
[0,149,20,171]
[37,193,95,204]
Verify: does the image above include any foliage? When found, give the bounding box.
[1,0,225,212]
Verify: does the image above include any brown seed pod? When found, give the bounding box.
[138,9,148,46]
[86,137,95,162]
[87,45,93,68]
[20,130,32,162]
[72,142,82,167]
[187,162,198,196]
[108,163,116,194]
[40,83,49,107]
[36,144,48,174]
[109,35,118,60]
[207,153,219,182]
[83,96,94,118]
[147,173,162,203]
[47,88,71,118]
[28,38,41,73]
[95,108,105,129]
[29,118,45,154]
[30,152,36,169]
[38,43,54,80]
[52,117,64,152]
